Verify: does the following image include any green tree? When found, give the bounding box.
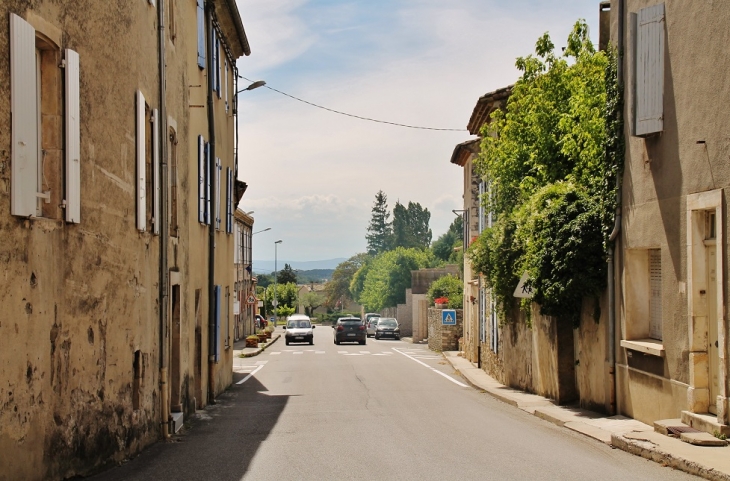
[468,21,615,325]
[300,290,324,317]
[325,253,370,308]
[366,190,391,255]
[277,264,297,285]
[391,201,432,250]
[427,274,464,309]
[432,215,463,262]
[358,247,435,311]
[264,282,299,315]
[256,273,273,288]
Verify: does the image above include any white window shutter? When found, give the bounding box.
[226,167,232,233]
[205,143,211,225]
[198,135,205,223]
[215,33,221,98]
[152,108,160,235]
[196,0,205,69]
[64,49,81,223]
[224,59,229,112]
[634,3,664,137]
[10,13,39,217]
[136,90,146,232]
[215,158,221,230]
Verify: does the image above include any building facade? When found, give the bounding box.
[234,208,256,339]
[612,0,730,435]
[0,1,252,479]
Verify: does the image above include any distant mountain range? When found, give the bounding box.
[252,258,347,274]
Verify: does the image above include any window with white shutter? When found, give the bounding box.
[196,0,205,69]
[152,109,160,235]
[65,49,81,223]
[633,3,665,137]
[226,167,233,233]
[136,90,146,232]
[224,59,229,113]
[205,142,211,225]
[215,32,221,98]
[198,135,205,224]
[215,158,222,230]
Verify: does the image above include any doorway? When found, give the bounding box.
[705,212,718,414]
[170,285,182,412]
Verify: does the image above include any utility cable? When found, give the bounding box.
[239,75,467,132]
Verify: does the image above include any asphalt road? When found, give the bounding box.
[91,326,698,481]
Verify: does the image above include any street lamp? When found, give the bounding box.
[237,80,266,95]
[252,227,271,235]
[273,240,282,326]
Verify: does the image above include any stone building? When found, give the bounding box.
[0,1,252,479]
[234,208,256,339]
[610,0,730,435]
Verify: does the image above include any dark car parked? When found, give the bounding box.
[333,316,366,345]
[374,318,400,340]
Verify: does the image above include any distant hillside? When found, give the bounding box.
[297,269,334,283]
[252,258,346,273]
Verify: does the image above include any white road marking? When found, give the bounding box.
[338,351,347,354]
[360,351,371,354]
[293,352,303,355]
[344,353,363,356]
[235,364,264,385]
[392,348,468,388]
[269,352,281,355]
[255,361,268,365]
[315,351,326,354]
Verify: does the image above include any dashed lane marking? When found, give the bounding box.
[235,364,264,385]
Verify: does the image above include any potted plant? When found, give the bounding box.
[245,335,259,348]
[256,329,268,343]
[264,325,275,339]
[434,297,449,309]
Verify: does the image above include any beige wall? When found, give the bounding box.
[0,1,247,479]
[612,0,730,426]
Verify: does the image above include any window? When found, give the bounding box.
[648,249,662,340]
[226,167,233,234]
[215,158,222,230]
[196,0,205,69]
[197,136,211,225]
[225,286,230,348]
[224,59,229,112]
[169,129,178,236]
[135,92,159,233]
[168,0,176,43]
[632,3,665,136]
[132,350,142,410]
[10,13,80,222]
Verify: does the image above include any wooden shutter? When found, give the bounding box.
[215,32,221,98]
[213,285,221,363]
[152,108,160,235]
[65,49,81,223]
[198,135,205,223]
[205,143,211,225]
[10,13,39,217]
[649,249,662,340]
[136,90,146,232]
[224,59,229,112]
[215,158,221,230]
[196,0,205,69]
[226,167,232,233]
[634,3,665,136]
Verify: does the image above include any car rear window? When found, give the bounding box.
[340,319,362,325]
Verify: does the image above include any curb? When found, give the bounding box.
[240,334,280,358]
[611,434,730,481]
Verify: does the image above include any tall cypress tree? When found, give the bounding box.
[366,191,391,255]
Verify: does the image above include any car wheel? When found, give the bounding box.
[395,336,400,340]
[334,339,339,345]
[359,340,366,345]
[309,339,314,345]
[285,340,290,345]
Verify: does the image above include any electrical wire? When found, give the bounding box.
[239,75,467,132]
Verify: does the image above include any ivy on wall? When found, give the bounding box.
[468,21,623,327]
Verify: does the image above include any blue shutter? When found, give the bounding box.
[215,31,221,98]
[196,0,205,69]
[205,143,211,225]
[198,136,205,223]
[214,285,221,363]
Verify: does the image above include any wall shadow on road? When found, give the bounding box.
[88,373,290,481]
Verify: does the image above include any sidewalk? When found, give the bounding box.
[443,351,730,481]
[232,327,284,358]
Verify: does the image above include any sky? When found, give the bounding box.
[235,0,601,265]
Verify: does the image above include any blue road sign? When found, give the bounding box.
[442,309,457,325]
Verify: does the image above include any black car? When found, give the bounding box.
[333,317,366,345]
[374,318,400,340]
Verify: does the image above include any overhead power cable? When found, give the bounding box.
[239,75,467,132]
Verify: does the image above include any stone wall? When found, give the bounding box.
[412,294,428,343]
[428,308,463,351]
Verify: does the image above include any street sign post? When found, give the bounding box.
[442,309,457,325]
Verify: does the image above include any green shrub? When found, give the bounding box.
[427,274,463,309]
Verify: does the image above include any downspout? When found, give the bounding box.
[607,0,624,416]
[206,4,217,405]
[158,0,170,439]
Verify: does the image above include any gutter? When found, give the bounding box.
[206,4,218,405]
[607,0,624,416]
[158,0,170,439]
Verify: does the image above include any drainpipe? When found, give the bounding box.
[206,4,218,405]
[607,0,625,416]
[158,0,170,439]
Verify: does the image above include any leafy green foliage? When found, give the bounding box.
[326,253,370,308]
[391,201,432,250]
[263,282,298,314]
[277,264,297,285]
[256,273,273,289]
[356,247,435,311]
[300,290,325,317]
[468,21,621,327]
[366,190,392,255]
[427,274,464,309]
[432,215,463,263]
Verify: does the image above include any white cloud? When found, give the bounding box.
[236,0,600,261]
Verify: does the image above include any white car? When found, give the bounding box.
[284,314,315,345]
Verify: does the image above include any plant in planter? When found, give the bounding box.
[245,335,259,348]
[256,329,268,343]
[264,325,275,339]
[434,297,449,309]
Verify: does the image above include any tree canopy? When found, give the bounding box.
[366,190,391,255]
[391,201,432,250]
[325,253,370,309]
[277,264,298,285]
[431,215,463,263]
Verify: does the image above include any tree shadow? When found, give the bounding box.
[87,373,290,481]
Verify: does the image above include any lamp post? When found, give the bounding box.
[273,240,282,326]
